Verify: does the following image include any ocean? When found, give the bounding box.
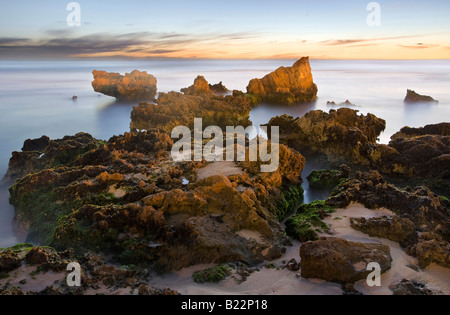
[0,59,449,247]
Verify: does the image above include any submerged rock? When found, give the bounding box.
[300,237,392,283]
[404,90,438,103]
[247,57,318,104]
[92,70,157,102]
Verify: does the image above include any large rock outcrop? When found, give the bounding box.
[92,70,157,102]
[247,57,318,104]
[130,91,255,132]
[6,130,305,271]
[266,108,386,165]
[300,237,392,283]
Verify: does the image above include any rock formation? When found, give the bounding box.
[266,108,386,165]
[0,244,179,295]
[209,82,229,94]
[404,90,438,103]
[391,123,450,140]
[92,70,157,102]
[247,57,318,104]
[266,112,449,194]
[181,75,213,96]
[6,130,306,271]
[350,216,416,245]
[300,237,392,283]
[130,91,256,132]
[328,171,450,268]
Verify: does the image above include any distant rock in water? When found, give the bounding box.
[404,89,438,103]
[327,100,357,107]
[247,57,318,105]
[209,81,229,94]
[181,75,213,96]
[92,70,157,102]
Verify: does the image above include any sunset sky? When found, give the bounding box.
[1,0,449,59]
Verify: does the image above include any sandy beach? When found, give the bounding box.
[149,204,450,295]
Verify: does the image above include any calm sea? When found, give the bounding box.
[0,59,449,246]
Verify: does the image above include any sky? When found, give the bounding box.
[0,0,449,59]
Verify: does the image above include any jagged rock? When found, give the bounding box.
[247,57,318,104]
[181,76,213,96]
[381,134,450,178]
[266,108,386,165]
[393,279,438,295]
[4,133,103,182]
[286,258,300,271]
[406,233,450,269]
[25,247,72,272]
[404,90,438,103]
[327,100,357,107]
[307,165,351,189]
[328,171,450,268]
[92,70,157,102]
[328,171,450,237]
[0,250,21,272]
[209,82,229,94]
[350,216,416,245]
[130,91,255,132]
[7,131,305,271]
[300,237,392,283]
[391,123,450,140]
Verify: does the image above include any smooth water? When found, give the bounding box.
[0,59,449,246]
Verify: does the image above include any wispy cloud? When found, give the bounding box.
[398,43,439,49]
[0,30,264,59]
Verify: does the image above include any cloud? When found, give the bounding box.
[398,43,439,49]
[321,35,420,46]
[0,30,265,59]
[0,38,31,45]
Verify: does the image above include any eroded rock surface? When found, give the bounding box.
[6,130,305,271]
[92,70,157,102]
[247,57,318,104]
[300,237,392,283]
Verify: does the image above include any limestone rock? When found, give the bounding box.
[300,237,392,283]
[209,82,229,94]
[130,91,255,132]
[350,216,416,245]
[404,90,438,103]
[247,57,318,104]
[266,108,386,165]
[0,251,21,273]
[391,123,450,140]
[181,76,213,96]
[92,70,157,102]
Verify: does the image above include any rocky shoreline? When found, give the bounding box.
[1,58,449,295]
